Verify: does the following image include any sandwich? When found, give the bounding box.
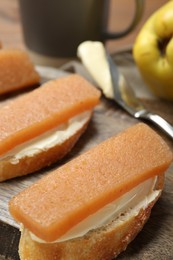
[9,123,173,259]
[0,74,100,181]
[0,49,40,94]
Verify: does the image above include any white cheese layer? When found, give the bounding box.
[0,111,91,164]
[29,176,160,243]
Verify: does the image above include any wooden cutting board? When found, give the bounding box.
[0,51,173,260]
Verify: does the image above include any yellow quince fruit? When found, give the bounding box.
[133,1,173,100]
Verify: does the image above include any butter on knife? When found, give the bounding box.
[77,41,115,99]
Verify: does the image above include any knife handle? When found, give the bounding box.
[139,111,173,140]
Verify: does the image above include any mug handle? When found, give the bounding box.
[102,0,144,39]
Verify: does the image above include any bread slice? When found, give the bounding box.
[0,49,40,94]
[18,175,164,260]
[9,123,172,259]
[0,112,91,181]
[0,74,100,181]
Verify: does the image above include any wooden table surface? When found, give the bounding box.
[0,1,173,260]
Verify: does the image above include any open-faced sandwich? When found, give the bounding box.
[0,48,40,94]
[9,123,173,259]
[0,74,100,181]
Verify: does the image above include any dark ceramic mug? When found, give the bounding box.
[18,0,144,66]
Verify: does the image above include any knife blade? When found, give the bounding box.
[106,52,173,140]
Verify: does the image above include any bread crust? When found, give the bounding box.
[0,116,90,182]
[18,175,164,260]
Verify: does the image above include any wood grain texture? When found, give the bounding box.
[0,221,20,260]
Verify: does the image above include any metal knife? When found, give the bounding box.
[106,52,173,140]
[77,41,173,140]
